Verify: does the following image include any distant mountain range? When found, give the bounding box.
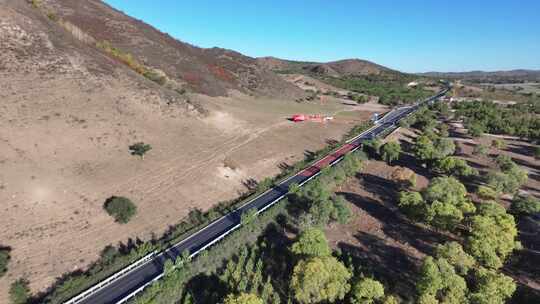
[419,70,540,83]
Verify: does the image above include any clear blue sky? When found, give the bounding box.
[104,0,540,73]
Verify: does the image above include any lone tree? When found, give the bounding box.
[104,196,137,223]
[129,142,152,159]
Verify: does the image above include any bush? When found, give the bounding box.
[491,139,506,149]
[0,248,10,278]
[10,279,31,304]
[129,142,152,159]
[104,196,137,223]
[473,144,489,156]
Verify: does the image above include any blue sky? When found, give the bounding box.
[104,0,540,73]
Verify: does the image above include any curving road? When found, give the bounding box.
[70,86,450,304]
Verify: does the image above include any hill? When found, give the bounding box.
[26,0,303,98]
[257,56,393,77]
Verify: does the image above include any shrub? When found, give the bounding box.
[473,144,489,156]
[104,196,137,223]
[129,142,152,159]
[0,248,10,277]
[10,279,31,304]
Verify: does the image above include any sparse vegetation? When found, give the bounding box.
[10,279,31,304]
[0,248,10,278]
[96,41,168,85]
[103,196,137,223]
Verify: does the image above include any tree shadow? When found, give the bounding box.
[338,232,420,300]
[337,190,455,257]
[242,178,259,191]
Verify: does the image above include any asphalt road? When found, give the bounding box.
[74,86,449,304]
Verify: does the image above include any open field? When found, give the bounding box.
[480,82,540,95]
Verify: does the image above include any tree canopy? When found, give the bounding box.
[223,293,264,304]
[291,228,331,258]
[103,196,137,223]
[290,256,351,304]
[465,202,519,269]
[350,277,385,304]
[381,141,402,164]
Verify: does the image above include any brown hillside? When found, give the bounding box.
[35,0,303,98]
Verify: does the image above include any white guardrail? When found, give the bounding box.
[64,251,158,304]
[64,88,449,304]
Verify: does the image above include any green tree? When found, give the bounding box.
[350,277,385,304]
[290,256,352,304]
[475,186,500,200]
[224,293,264,304]
[534,146,540,160]
[435,157,476,178]
[439,124,450,138]
[382,295,400,304]
[0,248,10,278]
[381,141,402,164]
[465,202,519,269]
[103,196,137,223]
[417,257,468,304]
[363,139,383,158]
[291,228,331,258]
[472,144,489,157]
[434,242,475,275]
[468,122,485,137]
[331,195,352,225]
[398,191,426,220]
[433,138,456,159]
[491,139,506,149]
[422,177,476,230]
[413,135,436,164]
[10,279,30,304]
[129,142,152,159]
[469,267,516,304]
[509,195,540,217]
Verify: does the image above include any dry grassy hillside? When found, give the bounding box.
[37,0,303,98]
[0,0,385,300]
